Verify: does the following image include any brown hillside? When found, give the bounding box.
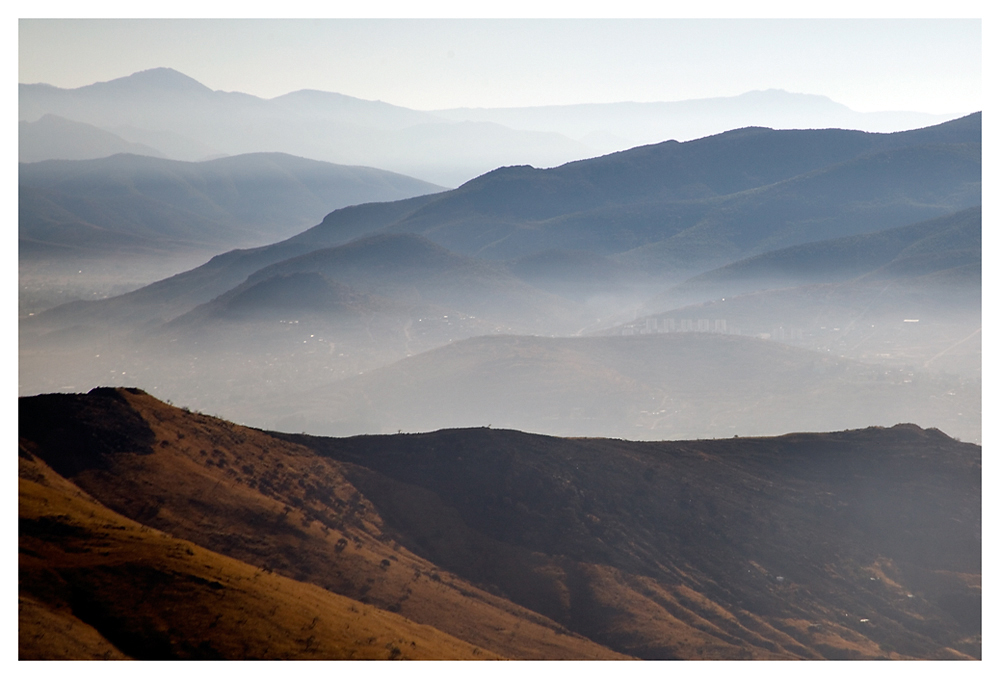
[20,387,980,659]
[18,387,626,660]
[289,424,980,660]
[18,450,497,660]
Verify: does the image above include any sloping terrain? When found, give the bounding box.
[18,388,627,660]
[19,388,980,659]
[288,113,980,268]
[19,449,496,660]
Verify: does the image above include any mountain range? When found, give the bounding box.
[20,114,981,444]
[19,388,981,659]
[20,67,964,187]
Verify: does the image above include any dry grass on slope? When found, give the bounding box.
[19,388,626,660]
[18,450,498,660]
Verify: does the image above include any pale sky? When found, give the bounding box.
[18,17,982,115]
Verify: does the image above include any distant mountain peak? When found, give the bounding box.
[85,67,214,94]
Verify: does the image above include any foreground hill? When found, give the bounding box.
[18,388,627,660]
[19,448,495,660]
[19,388,980,659]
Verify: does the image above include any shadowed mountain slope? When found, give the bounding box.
[26,114,979,329]
[283,114,980,268]
[20,388,980,660]
[18,388,627,660]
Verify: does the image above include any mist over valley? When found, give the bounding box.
[18,61,981,660]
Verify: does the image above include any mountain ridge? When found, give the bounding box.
[19,387,981,660]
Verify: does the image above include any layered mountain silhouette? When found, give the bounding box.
[20,68,966,187]
[285,113,980,272]
[20,115,980,446]
[19,388,981,659]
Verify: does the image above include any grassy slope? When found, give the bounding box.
[18,451,496,660]
[20,388,980,660]
[18,388,626,660]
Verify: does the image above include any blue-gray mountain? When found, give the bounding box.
[20,152,443,259]
[20,67,965,187]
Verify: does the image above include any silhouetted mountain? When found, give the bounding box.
[19,114,166,163]
[20,388,981,659]
[21,69,970,187]
[20,152,444,259]
[19,68,598,187]
[288,114,980,270]
[434,89,962,150]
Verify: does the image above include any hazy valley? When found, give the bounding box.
[18,65,981,660]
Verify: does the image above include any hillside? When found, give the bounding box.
[20,388,981,659]
[285,114,980,271]
[616,208,981,381]
[18,388,628,660]
[19,450,496,660]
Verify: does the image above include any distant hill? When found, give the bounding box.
[20,152,444,259]
[20,388,981,659]
[19,114,166,163]
[283,333,979,443]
